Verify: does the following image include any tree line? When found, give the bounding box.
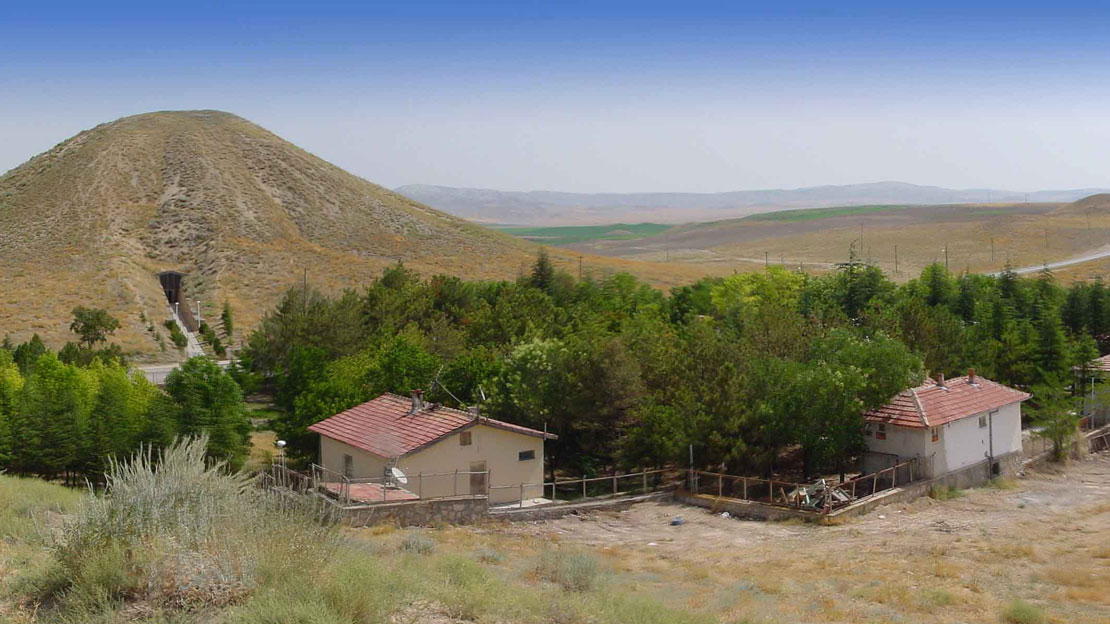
[240,249,1097,480]
[0,309,251,482]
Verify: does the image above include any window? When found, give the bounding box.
[978,415,988,429]
[459,431,472,446]
[518,450,536,461]
[342,454,353,478]
[931,427,939,442]
[864,423,873,437]
[876,423,887,440]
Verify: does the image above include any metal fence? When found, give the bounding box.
[688,457,920,514]
[488,468,675,508]
[263,463,492,506]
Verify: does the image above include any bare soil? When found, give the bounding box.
[497,455,1110,623]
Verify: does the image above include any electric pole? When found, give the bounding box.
[764,251,768,268]
[894,245,898,274]
[990,237,995,263]
[944,244,949,270]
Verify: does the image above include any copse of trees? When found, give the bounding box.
[242,251,1097,479]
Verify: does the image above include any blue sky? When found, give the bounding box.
[3,1,1110,192]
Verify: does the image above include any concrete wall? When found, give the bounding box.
[865,421,933,472]
[343,495,488,528]
[318,424,546,504]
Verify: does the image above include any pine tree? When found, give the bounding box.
[529,248,556,293]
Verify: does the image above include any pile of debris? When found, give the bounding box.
[783,479,854,511]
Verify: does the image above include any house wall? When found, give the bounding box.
[317,424,545,505]
[398,424,545,504]
[938,402,1022,474]
[319,435,389,480]
[864,421,934,474]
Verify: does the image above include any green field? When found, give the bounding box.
[495,222,671,245]
[744,204,913,223]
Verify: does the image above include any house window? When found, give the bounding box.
[864,423,873,437]
[343,454,353,478]
[978,415,988,429]
[931,427,939,442]
[460,431,472,446]
[876,423,887,440]
[518,450,536,461]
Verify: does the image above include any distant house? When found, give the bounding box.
[308,391,556,504]
[863,370,1030,479]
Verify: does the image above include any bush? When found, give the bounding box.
[398,529,436,554]
[1001,599,1045,624]
[535,549,601,592]
[163,320,188,349]
[40,437,336,613]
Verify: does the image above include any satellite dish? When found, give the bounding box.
[391,466,409,485]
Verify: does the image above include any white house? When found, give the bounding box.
[863,370,1030,479]
[308,391,556,504]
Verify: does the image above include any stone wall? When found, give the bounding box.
[342,495,488,527]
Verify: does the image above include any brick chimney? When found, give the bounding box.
[410,389,425,413]
[968,368,977,385]
[935,373,946,389]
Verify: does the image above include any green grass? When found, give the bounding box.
[494,222,671,245]
[743,204,912,223]
[929,485,966,500]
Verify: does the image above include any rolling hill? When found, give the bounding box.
[395,182,1110,226]
[0,111,715,359]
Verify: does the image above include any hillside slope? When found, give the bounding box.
[0,111,542,357]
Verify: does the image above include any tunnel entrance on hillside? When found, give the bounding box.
[157,270,185,305]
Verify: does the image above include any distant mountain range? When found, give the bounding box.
[395,182,1110,225]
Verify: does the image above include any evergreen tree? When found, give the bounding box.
[164,357,251,469]
[529,248,556,293]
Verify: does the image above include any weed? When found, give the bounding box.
[921,588,956,607]
[535,549,601,592]
[474,547,505,564]
[399,529,437,554]
[1001,599,1045,624]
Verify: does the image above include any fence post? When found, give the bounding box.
[487,470,491,496]
[769,480,774,503]
[892,465,897,488]
[454,469,458,497]
[418,473,423,499]
[718,474,723,498]
[583,479,587,499]
[742,477,747,500]
[642,470,648,493]
[552,479,557,502]
[520,483,525,508]
[872,474,877,496]
[613,474,618,495]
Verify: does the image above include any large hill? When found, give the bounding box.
[0,111,708,359]
[397,182,1110,225]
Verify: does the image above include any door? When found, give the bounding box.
[470,461,487,495]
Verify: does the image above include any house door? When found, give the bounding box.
[470,461,487,495]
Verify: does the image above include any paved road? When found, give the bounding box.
[135,360,231,384]
[991,244,1110,276]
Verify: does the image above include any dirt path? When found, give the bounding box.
[503,456,1110,623]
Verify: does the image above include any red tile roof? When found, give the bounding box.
[864,375,1030,429]
[308,393,556,458]
[1082,354,1110,372]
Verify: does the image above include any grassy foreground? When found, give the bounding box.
[0,440,711,624]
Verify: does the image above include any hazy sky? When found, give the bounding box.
[3,1,1110,193]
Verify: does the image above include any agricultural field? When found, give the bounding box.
[495,222,672,245]
[565,194,1110,282]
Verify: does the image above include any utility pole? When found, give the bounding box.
[764,251,768,268]
[944,244,949,270]
[894,245,898,274]
[578,255,583,279]
[990,237,995,263]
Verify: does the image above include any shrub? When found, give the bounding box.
[1001,599,1045,624]
[41,437,336,612]
[535,549,601,592]
[399,529,436,554]
[474,548,505,564]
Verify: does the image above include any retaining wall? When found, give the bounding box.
[490,490,674,522]
[342,495,488,527]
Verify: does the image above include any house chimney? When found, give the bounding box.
[968,368,977,385]
[467,405,480,420]
[410,389,424,412]
[936,373,946,389]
